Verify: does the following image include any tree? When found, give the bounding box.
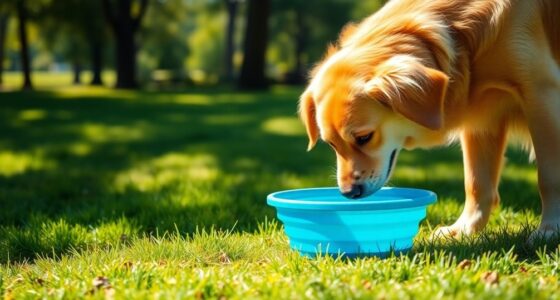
[0,12,9,89]
[40,0,107,86]
[85,0,106,86]
[223,0,240,82]
[90,35,104,86]
[238,0,270,89]
[1,0,51,90]
[102,0,149,89]
[16,0,32,90]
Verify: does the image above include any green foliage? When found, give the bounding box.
[38,0,107,65]
[140,0,190,73]
[185,11,225,82]
[268,0,384,77]
[0,79,559,298]
[1,1,51,71]
[351,0,387,19]
[139,0,231,83]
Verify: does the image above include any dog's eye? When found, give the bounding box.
[355,132,374,146]
[328,142,337,150]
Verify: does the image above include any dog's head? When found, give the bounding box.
[300,51,449,199]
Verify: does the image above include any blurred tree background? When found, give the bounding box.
[0,0,386,91]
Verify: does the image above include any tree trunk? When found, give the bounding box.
[0,13,9,89]
[90,38,103,86]
[102,0,148,89]
[73,63,82,85]
[223,0,238,82]
[238,0,270,90]
[114,24,137,89]
[16,0,32,90]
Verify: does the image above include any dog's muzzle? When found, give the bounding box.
[341,184,364,199]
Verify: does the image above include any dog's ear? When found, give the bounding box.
[364,56,449,130]
[298,90,319,151]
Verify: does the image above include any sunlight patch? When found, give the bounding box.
[393,164,464,181]
[0,150,56,177]
[278,173,308,189]
[51,86,136,100]
[18,109,47,121]
[68,142,93,156]
[167,95,213,106]
[113,153,219,192]
[502,166,538,183]
[393,166,428,181]
[261,117,305,136]
[81,123,149,143]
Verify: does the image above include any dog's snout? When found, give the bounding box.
[342,184,364,199]
[352,170,365,180]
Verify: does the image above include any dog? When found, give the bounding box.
[299,0,560,239]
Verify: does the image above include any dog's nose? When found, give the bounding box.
[342,184,364,199]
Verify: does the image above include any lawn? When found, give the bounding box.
[0,79,559,299]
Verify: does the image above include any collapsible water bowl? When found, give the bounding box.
[267,187,436,258]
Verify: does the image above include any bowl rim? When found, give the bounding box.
[267,187,436,211]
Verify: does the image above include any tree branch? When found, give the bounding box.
[132,0,149,31]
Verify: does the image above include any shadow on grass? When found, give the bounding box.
[0,86,543,262]
[412,225,560,262]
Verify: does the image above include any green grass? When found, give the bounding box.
[0,79,559,299]
[1,71,116,91]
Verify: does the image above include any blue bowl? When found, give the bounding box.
[267,187,436,257]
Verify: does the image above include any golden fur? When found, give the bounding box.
[300,0,560,238]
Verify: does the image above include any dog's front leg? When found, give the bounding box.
[433,126,507,238]
[525,87,560,240]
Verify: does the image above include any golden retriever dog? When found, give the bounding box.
[299,0,560,239]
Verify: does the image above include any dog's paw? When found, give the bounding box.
[431,224,470,240]
[431,212,487,240]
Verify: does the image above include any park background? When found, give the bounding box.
[0,0,383,90]
[1,0,560,299]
